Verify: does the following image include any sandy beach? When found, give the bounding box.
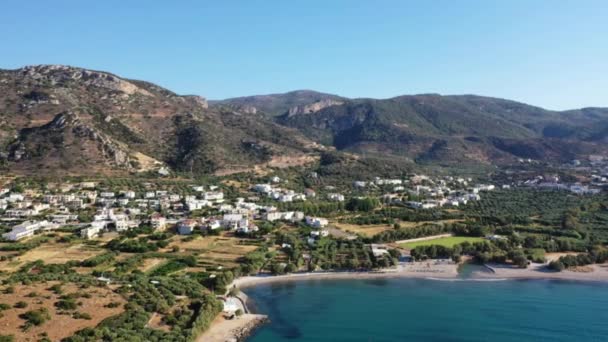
[197,314,267,342]
[231,261,608,289]
[233,261,461,288]
[475,262,608,282]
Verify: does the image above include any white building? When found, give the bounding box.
[2,220,56,241]
[328,193,345,202]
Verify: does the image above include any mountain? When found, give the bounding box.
[211,90,345,117]
[0,65,317,176]
[1,65,606,176]
[275,94,608,165]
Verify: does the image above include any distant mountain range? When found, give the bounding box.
[1,65,606,176]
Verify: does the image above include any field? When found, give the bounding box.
[168,235,260,268]
[399,236,485,249]
[332,222,393,237]
[0,242,104,272]
[333,219,464,238]
[0,281,125,341]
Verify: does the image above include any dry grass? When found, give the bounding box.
[138,257,167,272]
[0,243,104,272]
[332,219,464,237]
[332,222,393,237]
[0,281,125,341]
[169,235,259,268]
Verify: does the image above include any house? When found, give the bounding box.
[80,182,97,189]
[328,193,345,202]
[177,220,197,235]
[81,222,105,239]
[304,189,316,198]
[7,193,24,202]
[150,213,167,230]
[236,222,258,234]
[2,220,56,241]
[370,244,390,257]
[222,297,240,314]
[115,219,139,232]
[310,230,329,238]
[353,181,366,188]
[305,216,328,228]
[265,211,304,222]
[253,184,273,193]
[207,220,222,230]
[158,167,170,176]
[203,191,224,202]
[222,214,250,231]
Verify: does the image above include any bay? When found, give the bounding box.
[246,278,608,341]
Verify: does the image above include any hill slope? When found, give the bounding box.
[211,90,345,117]
[275,94,608,165]
[0,65,317,175]
[1,65,606,176]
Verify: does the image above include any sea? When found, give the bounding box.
[246,277,608,341]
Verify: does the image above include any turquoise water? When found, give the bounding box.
[246,278,608,341]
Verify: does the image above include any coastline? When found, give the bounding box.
[204,262,608,341]
[197,314,268,342]
[233,262,608,289]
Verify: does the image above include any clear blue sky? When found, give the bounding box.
[1,0,607,110]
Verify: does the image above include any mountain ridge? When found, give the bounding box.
[1,64,607,175]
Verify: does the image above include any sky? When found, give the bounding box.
[1,0,607,110]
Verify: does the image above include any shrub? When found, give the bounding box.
[19,308,50,326]
[14,301,28,309]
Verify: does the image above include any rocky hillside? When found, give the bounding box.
[211,90,345,117]
[274,94,608,165]
[0,65,317,175]
[1,65,606,176]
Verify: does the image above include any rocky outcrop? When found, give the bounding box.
[182,95,209,109]
[8,112,134,169]
[287,99,343,116]
[20,65,152,96]
[231,315,269,342]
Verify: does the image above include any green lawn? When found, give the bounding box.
[399,236,485,249]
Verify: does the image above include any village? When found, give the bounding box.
[1,164,606,244]
[0,173,501,243]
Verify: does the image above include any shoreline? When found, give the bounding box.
[233,262,608,289]
[197,314,268,342]
[205,262,608,341]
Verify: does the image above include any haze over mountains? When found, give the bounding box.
[1,65,607,176]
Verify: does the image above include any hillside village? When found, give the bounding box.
[0,174,494,243]
[1,164,606,244]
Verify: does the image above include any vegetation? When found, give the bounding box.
[400,236,485,249]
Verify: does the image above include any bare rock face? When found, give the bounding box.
[8,111,135,170]
[183,95,209,109]
[21,65,152,96]
[287,99,343,116]
[237,105,257,114]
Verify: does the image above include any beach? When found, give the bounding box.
[233,261,608,290]
[476,262,608,282]
[203,261,608,341]
[197,314,268,342]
